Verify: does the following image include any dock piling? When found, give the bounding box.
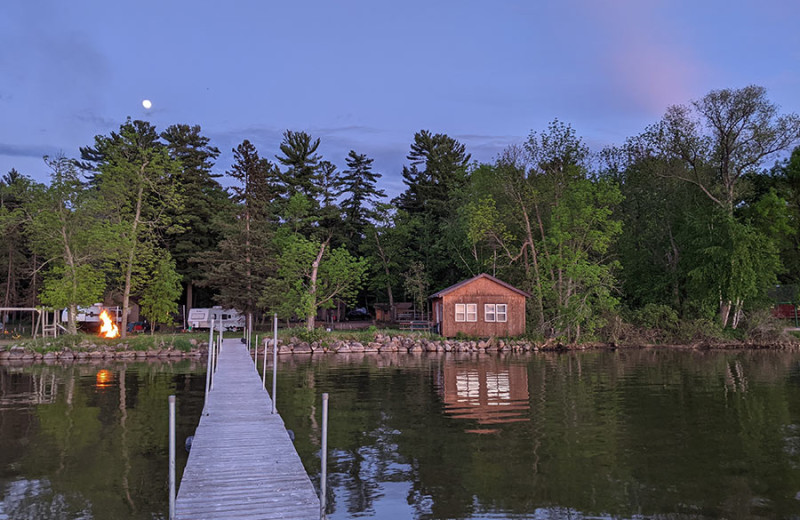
[168,395,176,520]
[272,313,278,414]
[320,392,329,520]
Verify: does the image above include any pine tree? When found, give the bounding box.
[340,150,385,251]
[161,124,227,310]
[276,130,322,202]
[197,140,278,316]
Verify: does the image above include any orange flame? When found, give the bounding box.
[99,310,120,338]
[96,369,113,387]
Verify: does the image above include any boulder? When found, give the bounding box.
[294,342,313,354]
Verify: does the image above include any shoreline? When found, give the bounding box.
[3,334,798,365]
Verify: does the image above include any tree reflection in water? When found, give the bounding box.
[0,360,205,520]
[278,350,800,520]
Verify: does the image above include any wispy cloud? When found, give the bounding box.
[0,143,54,159]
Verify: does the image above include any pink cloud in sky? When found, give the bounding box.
[584,1,706,115]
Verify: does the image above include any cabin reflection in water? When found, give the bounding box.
[437,358,530,432]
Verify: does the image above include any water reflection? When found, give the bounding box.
[277,350,800,520]
[437,357,529,432]
[0,360,205,520]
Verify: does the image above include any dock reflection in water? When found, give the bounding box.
[437,358,529,432]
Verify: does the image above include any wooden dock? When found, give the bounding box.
[175,338,320,519]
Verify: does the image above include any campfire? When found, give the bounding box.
[99,310,120,339]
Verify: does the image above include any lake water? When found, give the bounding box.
[2,350,800,519]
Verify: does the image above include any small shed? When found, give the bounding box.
[429,274,529,338]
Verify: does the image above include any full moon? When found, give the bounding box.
[142,99,152,109]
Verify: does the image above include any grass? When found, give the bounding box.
[5,331,209,353]
[4,327,451,354]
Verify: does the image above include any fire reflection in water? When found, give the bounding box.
[437,358,530,433]
[95,369,113,388]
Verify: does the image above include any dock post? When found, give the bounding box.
[168,395,176,520]
[320,392,329,520]
[205,320,214,402]
[254,334,259,370]
[248,312,253,355]
[262,332,268,388]
[272,313,278,414]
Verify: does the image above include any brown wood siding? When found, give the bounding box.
[433,277,526,337]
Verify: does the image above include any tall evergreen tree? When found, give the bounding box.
[393,130,472,291]
[276,130,322,202]
[340,150,385,252]
[197,140,279,317]
[396,130,471,217]
[161,124,227,310]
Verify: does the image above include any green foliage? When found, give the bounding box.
[139,254,182,330]
[402,261,429,314]
[340,150,386,252]
[80,118,183,336]
[160,123,227,290]
[276,130,323,202]
[39,265,106,310]
[196,140,279,314]
[687,212,781,318]
[266,233,368,330]
[629,304,679,331]
[293,327,329,345]
[171,336,193,352]
[128,335,157,351]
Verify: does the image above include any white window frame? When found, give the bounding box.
[466,304,477,322]
[496,303,507,322]
[485,303,508,323]
[455,303,477,322]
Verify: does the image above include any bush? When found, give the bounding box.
[740,309,792,343]
[675,318,725,343]
[629,304,679,332]
[294,327,329,344]
[129,336,156,351]
[172,337,193,352]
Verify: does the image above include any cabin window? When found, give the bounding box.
[484,304,508,323]
[496,304,507,322]
[455,303,477,322]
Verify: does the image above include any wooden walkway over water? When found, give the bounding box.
[175,338,320,519]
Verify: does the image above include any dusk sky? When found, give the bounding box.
[2,0,799,196]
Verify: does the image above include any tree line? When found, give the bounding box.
[1,85,799,340]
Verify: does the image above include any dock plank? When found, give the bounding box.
[176,339,320,519]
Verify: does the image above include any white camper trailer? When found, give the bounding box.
[61,304,123,330]
[187,306,245,331]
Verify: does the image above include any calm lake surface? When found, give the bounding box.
[2,350,800,519]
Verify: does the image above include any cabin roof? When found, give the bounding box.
[428,273,531,299]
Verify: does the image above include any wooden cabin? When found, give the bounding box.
[429,274,529,338]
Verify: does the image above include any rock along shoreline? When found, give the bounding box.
[1,334,798,364]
